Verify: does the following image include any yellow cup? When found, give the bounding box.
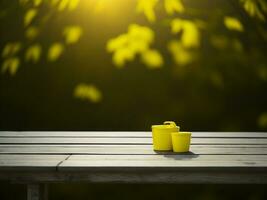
[152,121,179,151]
[171,132,191,153]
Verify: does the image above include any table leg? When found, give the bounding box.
[27,184,48,200]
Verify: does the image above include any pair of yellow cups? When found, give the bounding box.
[152,121,191,152]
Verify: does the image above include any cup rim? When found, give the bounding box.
[152,125,180,130]
[172,131,191,136]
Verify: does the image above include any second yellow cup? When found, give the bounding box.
[171,132,191,153]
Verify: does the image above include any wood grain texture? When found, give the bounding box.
[0,155,68,171]
[0,145,266,155]
[0,131,266,184]
[0,137,266,145]
[58,154,267,170]
[1,131,266,138]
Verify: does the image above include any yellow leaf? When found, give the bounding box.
[74,84,102,103]
[58,0,68,11]
[107,24,157,68]
[182,23,200,48]
[141,49,163,68]
[136,0,158,22]
[24,9,38,26]
[25,44,42,63]
[47,43,64,62]
[168,40,194,66]
[241,0,266,21]
[171,19,200,48]
[171,18,184,33]
[164,0,184,15]
[2,42,22,57]
[63,26,83,44]
[113,48,135,68]
[33,0,42,7]
[25,26,39,40]
[128,24,154,45]
[58,0,80,11]
[224,16,244,32]
[2,57,20,75]
[106,34,129,52]
[68,0,80,11]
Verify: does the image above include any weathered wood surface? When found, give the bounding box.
[1,131,267,138]
[0,145,266,155]
[1,137,267,145]
[0,132,266,183]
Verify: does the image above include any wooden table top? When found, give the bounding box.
[0,131,267,184]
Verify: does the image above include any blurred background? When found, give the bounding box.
[0,0,267,131]
[0,0,267,199]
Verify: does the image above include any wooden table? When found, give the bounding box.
[0,131,267,200]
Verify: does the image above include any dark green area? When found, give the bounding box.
[0,183,267,200]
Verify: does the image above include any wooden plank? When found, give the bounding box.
[59,155,267,169]
[0,132,150,138]
[0,145,266,155]
[0,137,266,145]
[1,131,267,138]
[1,170,267,184]
[0,155,68,171]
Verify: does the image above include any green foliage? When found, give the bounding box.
[24,8,38,26]
[141,49,163,68]
[170,18,200,48]
[2,42,22,58]
[57,0,80,11]
[240,0,267,21]
[1,0,83,74]
[107,24,163,68]
[136,0,158,22]
[47,43,64,62]
[2,57,20,75]
[168,40,195,66]
[63,26,83,44]
[164,0,184,15]
[224,16,244,32]
[74,84,102,103]
[1,0,267,130]
[25,44,42,63]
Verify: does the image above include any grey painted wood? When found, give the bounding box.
[27,184,48,200]
[1,131,266,138]
[0,131,266,183]
[0,145,266,155]
[0,137,266,145]
[58,155,267,170]
[0,155,68,171]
